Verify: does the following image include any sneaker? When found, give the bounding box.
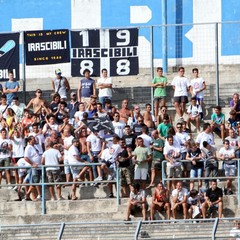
[35,195,42,201]
[94,176,103,181]
[107,175,112,181]
[57,196,65,201]
[109,193,114,198]
[13,186,18,191]
[22,197,32,201]
[50,198,55,202]
[7,184,13,190]
[227,190,233,195]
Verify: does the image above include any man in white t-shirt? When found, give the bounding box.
[24,136,42,201]
[62,128,74,184]
[86,131,103,181]
[196,122,215,149]
[164,135,182,190]
[187,97,202,132]
[190,68,206,107]
[171,181,188,219]
[219,139,235,195]
[171,67,190,119]
[112,112,126,138]
[42,141,63,201]
[68,138,90,200]
[97,68,112,108]
[0,128,12,188]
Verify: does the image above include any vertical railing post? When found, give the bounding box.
[215,23,219,106]
[238,159,240,208]
[211,217,219,240]
[162,161,166,186]
[162,0,168,73]
[21,31,26,104]
[41,165,46,215]
[150,26,154,110]
[57,222,65,240]
[116,166,120,206]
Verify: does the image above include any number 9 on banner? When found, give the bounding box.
[116,59,130,75]
[80,60,94,75]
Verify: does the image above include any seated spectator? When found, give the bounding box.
[196,122,215,149]
[182,120,191,134]
[150,182,171,220]
[202,180,223,218]
[164,135,182,190]
[132,137,152,190]
[171,181,188,219]
[147,130,165,188]
[138,125,153,148]
[157,114,172,140]
[201,141,218,189]
[218,139,235,195]
[186,142,203,191]
[125,183,147,221]
[118,139,133,197]
[187,97,202,132]
[50,93,61,114]
[226,110,238,136]
[229,220,240,239]
[225,128,240,158]
[187,189,201,219]
[211,105,225,140]
[230,93,240,121]
[104,99,116,121]
[132,116,147,137]
[157,106,173,126]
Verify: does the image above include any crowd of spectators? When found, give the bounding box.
[0,66,238,221]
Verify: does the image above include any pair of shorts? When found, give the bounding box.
[120,167,132,186]
[70,165,84,179]
[151,159,162,170]
[30,168,41,183]
[0,157,11,168]
[101,160,113,168]
[166,163,182,178]
[134,167,148,180]
[46,170,62,183]
[154,96,166,102]
[64,159,71,175]
[190,168,203,178]
[174,96,188,104]
[81,154,90,163]
[224,164,237,177]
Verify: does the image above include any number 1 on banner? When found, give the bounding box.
[116,59,130,75]
[80,60,93,75]
[79,31,89,47]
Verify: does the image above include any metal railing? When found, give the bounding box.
[0,163,120,215]
[0,218,239,240]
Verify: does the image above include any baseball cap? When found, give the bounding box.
[55,69,62,75]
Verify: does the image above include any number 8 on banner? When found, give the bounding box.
[80,60,94,75]
[116,59,130,75]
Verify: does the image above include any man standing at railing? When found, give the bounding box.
[202,180,223,219]
[218,139,235,195]
[163,135,182,191]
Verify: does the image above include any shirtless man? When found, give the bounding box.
[118,99,133,124]
[142,103,155,134]
[150,182,171,220]
[26,89,48,114]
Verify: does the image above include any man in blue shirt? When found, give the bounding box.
[3,70,19,105]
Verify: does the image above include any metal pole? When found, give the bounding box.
[41,165,46,215]
[134,221,142,240]
[150,26,154,110]
[21,31,26,104]
[238,159,240,208]
[211,217,219,240]
[116,166,120,206]
[162,0,168,73]
[215,23,219,106]
[57,222,65,240]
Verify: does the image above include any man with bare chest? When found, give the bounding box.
[143,104,155,134]
[118,99,133,124]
